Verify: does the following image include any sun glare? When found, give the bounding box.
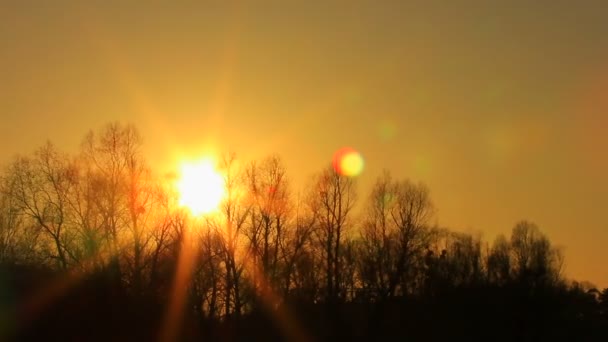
[176,159,225,216]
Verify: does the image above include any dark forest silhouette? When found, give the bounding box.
[0,122,607,341]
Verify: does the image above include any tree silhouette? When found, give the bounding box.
[510,220,564,289]
[0,172,39,263]
[487,233,512,285]
[244,155,292,302]
[1,122,606,341]
[308,165,356,302]
[6,142,73,269]
[359,170,434,299]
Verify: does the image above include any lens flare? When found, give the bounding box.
[332,147,364,177]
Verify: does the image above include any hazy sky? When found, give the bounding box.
[1,1,607,287]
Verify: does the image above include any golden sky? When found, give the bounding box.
[1,1,607,287]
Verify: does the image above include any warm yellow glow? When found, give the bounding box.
[176,159,225,216]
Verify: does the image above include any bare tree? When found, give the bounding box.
[282,193,317,301]
[309,165,357,302]
[360,171,434,298]
[192,220,224,320]
[146,184,179,294]
[510,220,563,288]
[440,232,484,287]
[6,142,74,269]
[215,152,251,317]
[359,171,396,299]
[487,234,511,285]
[80,122,143,286]
[0,172,41,263]
[244,155,293,300]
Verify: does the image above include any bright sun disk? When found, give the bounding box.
[176,159,225,216]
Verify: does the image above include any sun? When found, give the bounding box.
[176,158,225,216]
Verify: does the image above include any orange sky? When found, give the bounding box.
[1,2,607,287]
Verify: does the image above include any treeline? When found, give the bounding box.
[1,122,607,340]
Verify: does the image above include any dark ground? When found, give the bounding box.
[2,265,607,342]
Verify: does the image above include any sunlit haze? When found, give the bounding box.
[1,1,607,288]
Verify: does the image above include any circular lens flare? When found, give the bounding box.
[333,147,364,177]
[176,159,225,216]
